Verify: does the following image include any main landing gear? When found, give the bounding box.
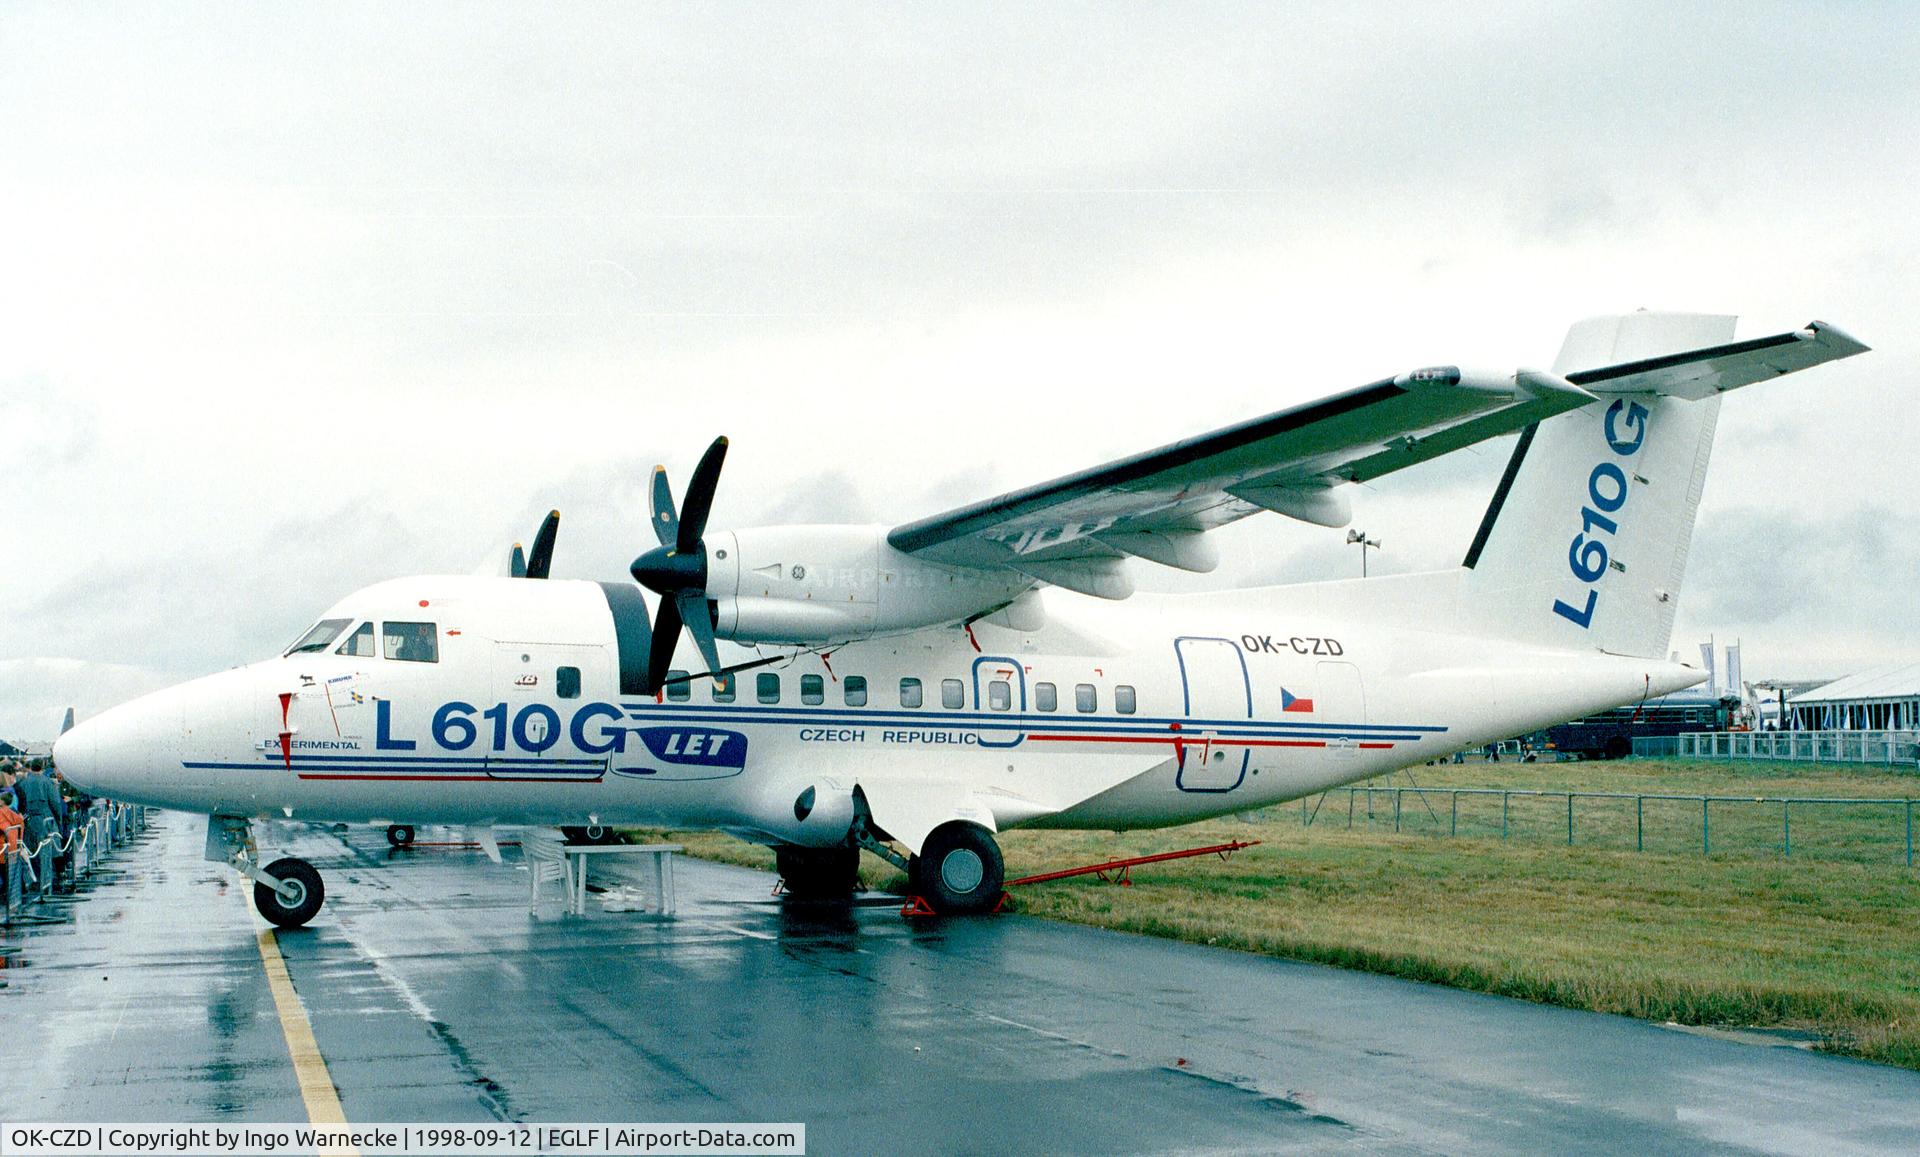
[562,823,621,845]
[207,815,326,929]
[385,824,416,847]
[774,845,862,899]
[907,821,1005,915]
[843,816,1006,915]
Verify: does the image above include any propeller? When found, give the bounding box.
[509,510,561,579]
[632,436,729,692]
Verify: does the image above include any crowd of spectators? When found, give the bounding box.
[1,757,90,897]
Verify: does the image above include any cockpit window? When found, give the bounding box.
[383,621,439,664]
[287,618,352,655]
[336,622,377,658]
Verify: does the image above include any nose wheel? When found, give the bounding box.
[254,857,326,929]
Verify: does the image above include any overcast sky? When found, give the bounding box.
[3,2,1916,739]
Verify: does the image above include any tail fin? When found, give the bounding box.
[1458,312,1865,658]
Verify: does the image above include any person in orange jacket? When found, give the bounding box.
[0,786,23,854]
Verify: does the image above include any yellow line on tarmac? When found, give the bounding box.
[248,893,357,1155]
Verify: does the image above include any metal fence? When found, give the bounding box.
[1299,785,1918,866]
[1677,729,1920,765]
[2,799,149,925]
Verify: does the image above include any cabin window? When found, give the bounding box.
[942,678,964,709]
[1035,682,1058,712]
[900,677,923,708]
[556,666,581,700]
[988,679,1012,711]
[844,675,868,707]
[286,618,351,655]
[383,621,439,664]
[666,670,691,702]
[802,674,825,705]
[336,622,377,658]
[711,675,736,703]
[1115,685,1136,714]
[1075,683,1097,713]
[757,673,781,704]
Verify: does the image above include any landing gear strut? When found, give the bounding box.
[206,815,326,929]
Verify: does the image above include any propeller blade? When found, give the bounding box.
[676,590,723,680]
[650,466,678,548]
[676,436,728,555]
[509,543,527,578]
[646,593,684,695]
[526,510,560,579]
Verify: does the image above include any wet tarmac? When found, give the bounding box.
[4,811,1919,1155]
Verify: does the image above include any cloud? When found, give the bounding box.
[3,0,1917,737]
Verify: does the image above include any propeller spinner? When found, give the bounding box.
[632,436,730,692]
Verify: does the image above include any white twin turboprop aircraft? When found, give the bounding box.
[55,312,1865,926]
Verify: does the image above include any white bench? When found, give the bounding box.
[528,838,683,916]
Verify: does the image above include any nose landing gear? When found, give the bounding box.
[206,815,326,929]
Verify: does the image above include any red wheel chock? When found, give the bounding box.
[900,892,1015,917]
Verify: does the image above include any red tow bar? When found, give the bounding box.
[901,839,1260,917]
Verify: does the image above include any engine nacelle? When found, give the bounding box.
[705,525,1030,645]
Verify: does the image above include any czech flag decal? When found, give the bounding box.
[1281,688,1315,713]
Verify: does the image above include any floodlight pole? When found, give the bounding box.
[1346,528,1380,577]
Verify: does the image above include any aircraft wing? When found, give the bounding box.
[886,365,1599,592]
[885,322,1866,597]
[1566,319,1866,399]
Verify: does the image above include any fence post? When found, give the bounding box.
[1907,800,1913,868]
[1450,791,1458,838]
[1394,789,1402,834]
[1636,795,1644,852]
[1567,794,1574,846]
[1702,797,1710,857]
[1347,789,1355,830]
[1783,800,1791,857]
[1501,791,1509,839]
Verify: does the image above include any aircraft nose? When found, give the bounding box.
[50,690,181,804]
[51,721,98,789]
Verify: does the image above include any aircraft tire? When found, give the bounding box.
[386,824,415,848]
[562,825,619,845]
[908,822,1004,915]
[775,846,860,899]
[255,857,325,929]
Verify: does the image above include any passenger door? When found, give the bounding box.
[1174,637,1251,792]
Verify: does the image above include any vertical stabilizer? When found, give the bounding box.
[1459,313,1734,658]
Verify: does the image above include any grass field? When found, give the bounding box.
[636,757,1920,1070]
